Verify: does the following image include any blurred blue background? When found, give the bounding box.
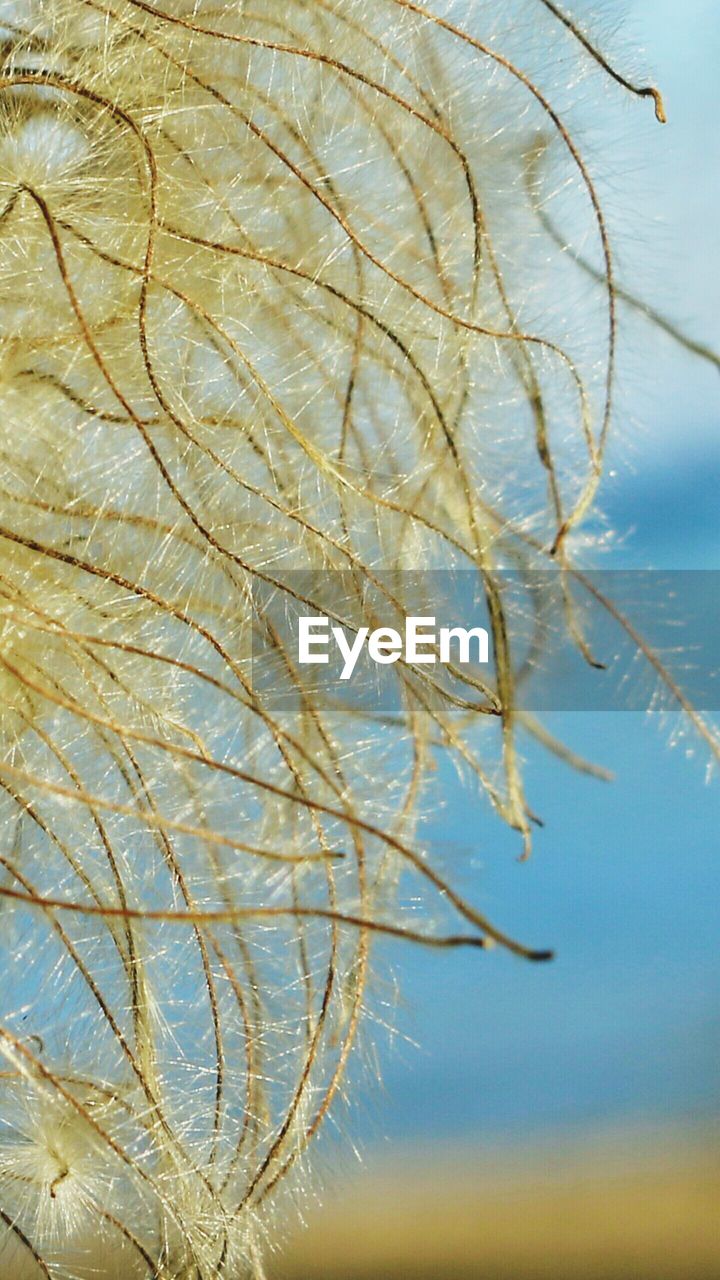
[353,0,720,1155]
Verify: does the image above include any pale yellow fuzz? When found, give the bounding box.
[0,3,705,1279]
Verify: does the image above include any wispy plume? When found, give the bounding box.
[0,2,713,1276]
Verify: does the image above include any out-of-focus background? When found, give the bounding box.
[277,2,720,1274]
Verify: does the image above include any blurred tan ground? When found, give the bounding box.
[275,1126,720,1279]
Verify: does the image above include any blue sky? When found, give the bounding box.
[346,0,720,1155]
